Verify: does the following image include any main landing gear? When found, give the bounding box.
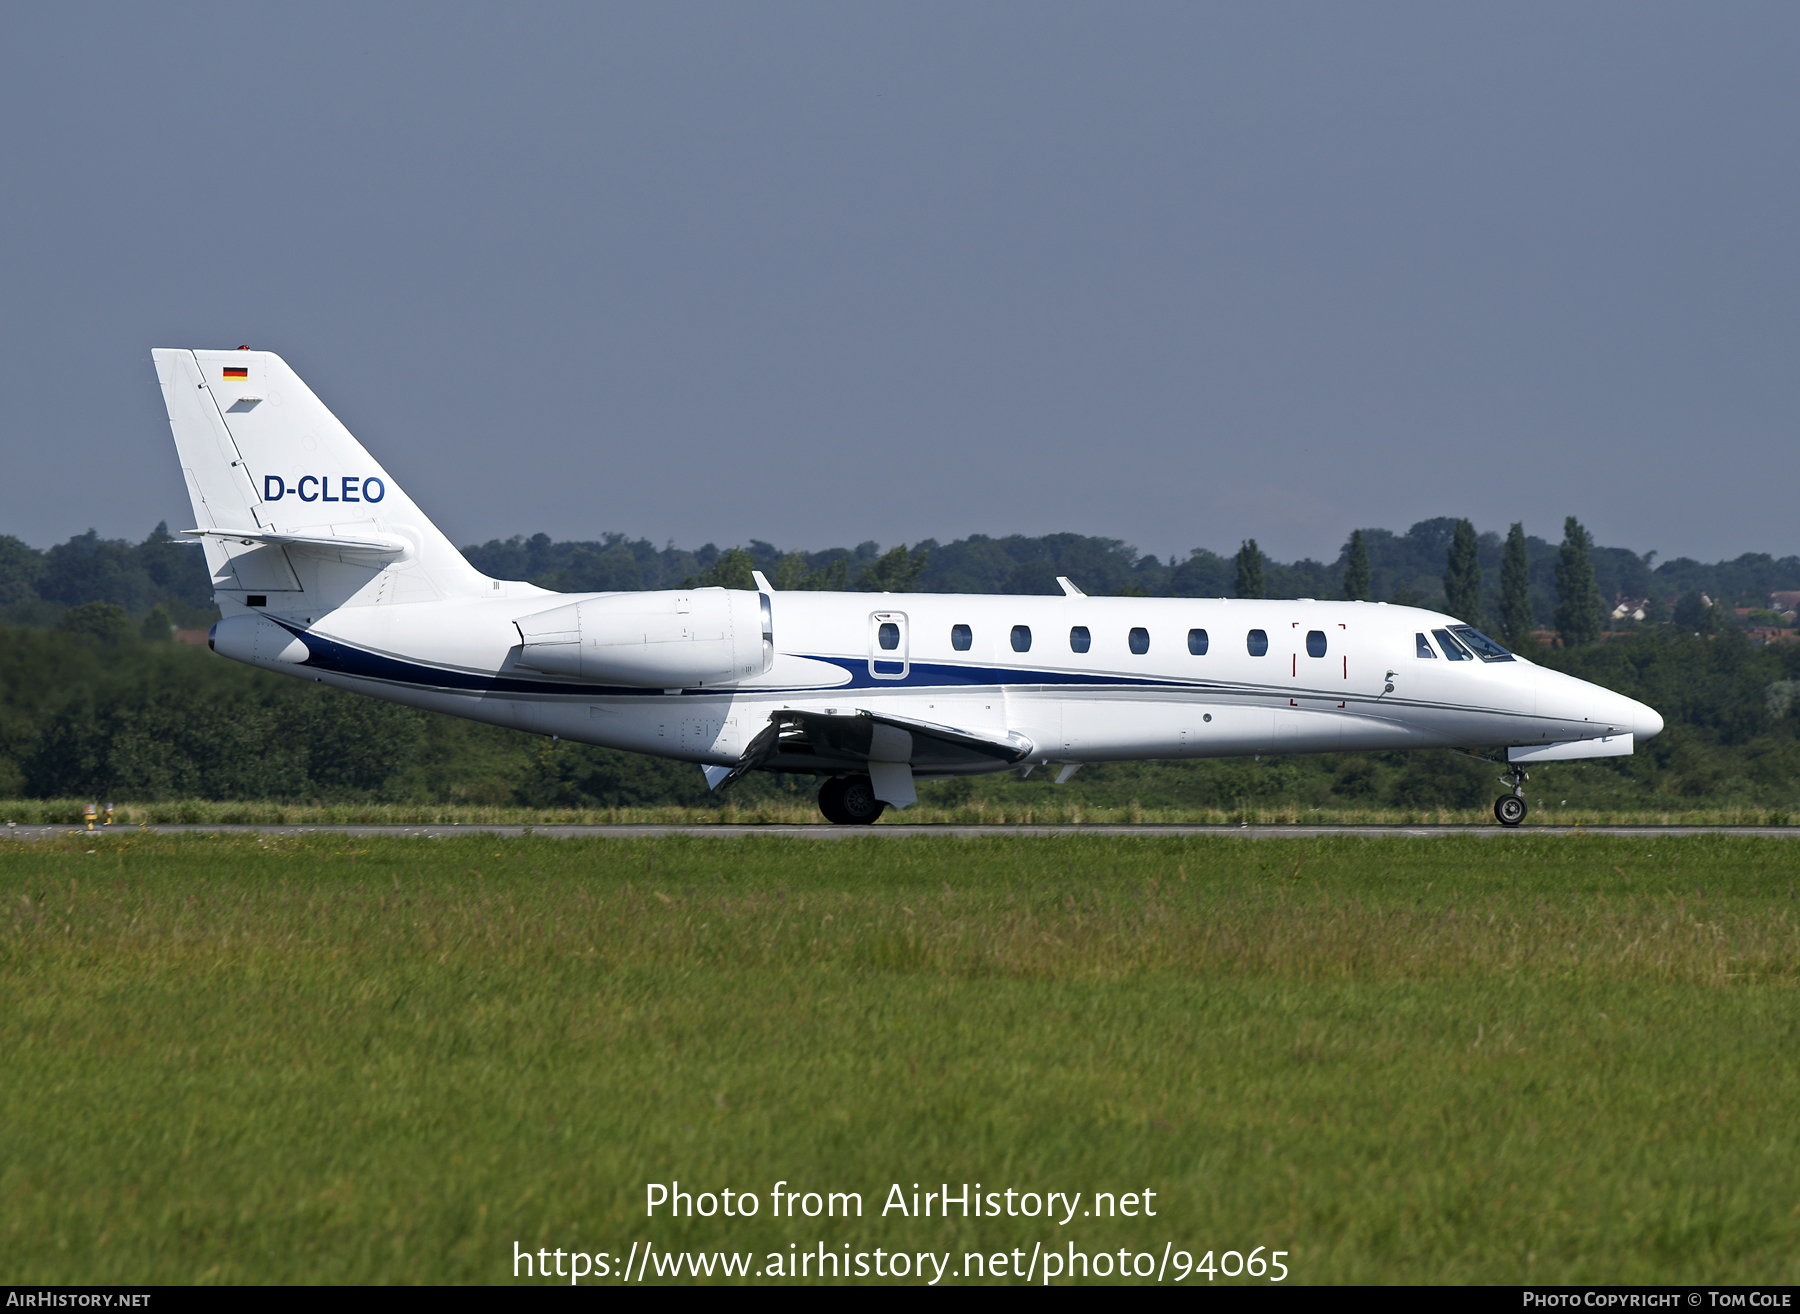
[819,774,886,826]
[1494,764,1529,827]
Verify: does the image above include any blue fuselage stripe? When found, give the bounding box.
[277,624,1213,698]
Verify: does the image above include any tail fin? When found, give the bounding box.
[154,348,492,612]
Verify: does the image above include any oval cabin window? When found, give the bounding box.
[1247,629,1269,657]
[1128,627,1149,655]
[1188,628,1208,655]
[951,623,972,651]
[878,622,900,651]
[1011,625,1032,653]
[1069,626,1091,653]
[1306,630,1327,658]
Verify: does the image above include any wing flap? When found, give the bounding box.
[709,707,1034,791]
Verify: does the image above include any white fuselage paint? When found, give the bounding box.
[156,346,1662,789]
[238,589,1663,772]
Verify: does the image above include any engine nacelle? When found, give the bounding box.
[513,588,772,687]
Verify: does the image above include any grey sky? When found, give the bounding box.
[1,3,1794,566]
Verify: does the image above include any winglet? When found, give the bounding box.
[1057,576,1086,597]
[752,570,774,592]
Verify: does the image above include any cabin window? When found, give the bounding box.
[1011,625,1032,653]
[1416,633,1436,658]
[1306,630,1327,658]
[951,623,972,651]
[1188,628,1208,655]
[1069,625,1091,653]
[1128,627,1150,655]
[877,622,900,651]
[1433,628,1473,660]
[1450,625,1515,662]
[1246,629,1268,657]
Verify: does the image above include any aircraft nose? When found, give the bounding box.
[1589,682,1663,742]
[1534,668,1663,743]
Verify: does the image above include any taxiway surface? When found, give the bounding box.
[6,824,1797,841]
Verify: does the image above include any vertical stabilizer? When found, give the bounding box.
[154,349,491,612]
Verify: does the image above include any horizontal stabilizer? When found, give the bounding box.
[1507,734,1633,763]
[183,526,410,560]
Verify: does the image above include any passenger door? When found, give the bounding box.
[1276,619,1349,751]
[1286,621,1347,705]
[868,611,909,680]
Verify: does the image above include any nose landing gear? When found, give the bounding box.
[1494,764,1529,827]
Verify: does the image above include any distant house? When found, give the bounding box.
[1610,594,1648,621]
[1771,590,1800,621]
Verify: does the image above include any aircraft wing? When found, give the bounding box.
[183,527,410,560]
[709,708,1034,791]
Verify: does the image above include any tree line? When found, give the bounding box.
[6,519,1795,637]
[2,513,1796,808]
[465,520,1800,630]
[1229,516,1742,647]
[3,607,1796,809]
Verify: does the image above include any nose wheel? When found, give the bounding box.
[1494,764,1528,827]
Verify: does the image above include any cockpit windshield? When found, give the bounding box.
[1449,625,1516,662]
[1431,628,1472,660]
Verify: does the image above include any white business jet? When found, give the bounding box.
[157,348,1662,826]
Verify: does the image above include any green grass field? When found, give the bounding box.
[3,833,1797,1284]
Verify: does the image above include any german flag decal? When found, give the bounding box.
[223,366,248,380]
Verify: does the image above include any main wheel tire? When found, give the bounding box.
[818,774,886,826]
[1494,794,1527,827]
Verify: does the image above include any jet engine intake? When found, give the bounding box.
[514,588,771,687]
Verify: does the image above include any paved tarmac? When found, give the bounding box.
[6,823,1798,841]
